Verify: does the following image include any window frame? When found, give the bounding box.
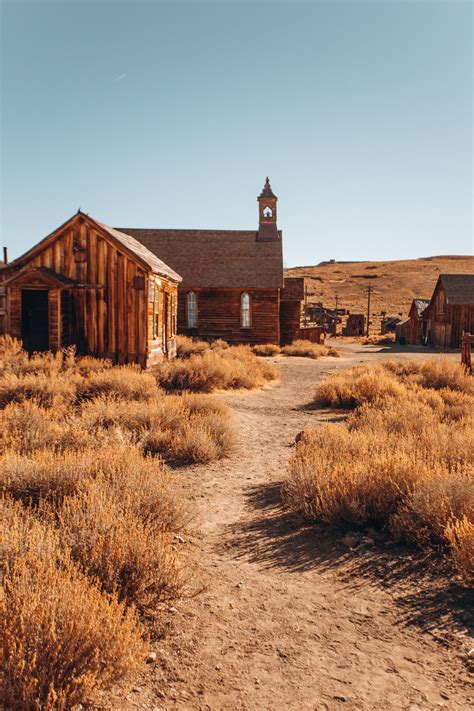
[186,291,198,328]
[240,292,251,329]
[152,289,160,340]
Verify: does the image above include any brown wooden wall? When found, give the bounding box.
[178,287,280,344]
[3,215,178,365]
[280,301,301,345]
[424,283,474,349]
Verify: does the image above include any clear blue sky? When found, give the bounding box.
[1,0,472,266]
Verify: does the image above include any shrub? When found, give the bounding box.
[57,479,187,614]
[286,358,474,581]
[1,501,147,710]
[282,340,340,359]
[155,346,277,393]
[313,366,406,409]
[176,335,210,358]
[252,343,281,356]
[0,371,79,409]
[446,517,474,585]
[76,366,158,402]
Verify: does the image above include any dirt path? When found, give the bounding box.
[119,344,473,711]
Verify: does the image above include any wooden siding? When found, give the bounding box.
[424,281,474,349]
[178,287,280,345]
[280,301,301,345]
[2,214,178,366]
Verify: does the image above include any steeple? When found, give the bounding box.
[257,177,278,241]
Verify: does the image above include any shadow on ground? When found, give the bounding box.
[224,480,474,641]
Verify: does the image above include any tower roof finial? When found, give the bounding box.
[258,176,277,199]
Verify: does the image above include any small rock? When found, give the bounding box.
[333,694,348,702]
[468,648,474,657]
[362,536,375,546]
[440,692,450,700]
[341,532,359,548]
[215,664,222,670]
[255,678,261,685]
[173,534,185,544]
[168,606,178,614]
[236,582,243,588]
[132,686,141,693]
[146,651,157,664]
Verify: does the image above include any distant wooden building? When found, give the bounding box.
[343,313,366,336]
[0,212,181,365]
[423,274,474,349]
[118,178,303,345]
[407,298,430,345]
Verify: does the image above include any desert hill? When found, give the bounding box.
[285,255,474,317]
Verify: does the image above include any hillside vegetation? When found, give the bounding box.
[285,255,474,317]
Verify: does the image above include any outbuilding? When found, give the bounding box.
[423,274,474,349]
[0,212,181,365]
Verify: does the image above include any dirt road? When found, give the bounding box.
[117,343,473,711]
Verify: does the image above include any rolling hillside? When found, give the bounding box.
[285,255,474,317]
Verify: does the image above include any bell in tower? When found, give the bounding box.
[257,177,279,241]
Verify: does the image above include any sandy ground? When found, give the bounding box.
[111,342,473,711]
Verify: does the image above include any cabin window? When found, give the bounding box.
[149,281,155,302]
[241,292,251,328]
[187,291,197,328]
[152,291,159,339]
[171,294,177,335]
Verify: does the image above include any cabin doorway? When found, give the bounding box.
[21,289,49,352]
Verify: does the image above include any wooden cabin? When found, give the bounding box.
[407,298,430,345]
[118,178,303,345]
[0,212,181,365]
[423,274,474,349]
[343,313,366,337]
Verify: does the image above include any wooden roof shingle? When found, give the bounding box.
[439,274,474,305]
[116,228,284,289]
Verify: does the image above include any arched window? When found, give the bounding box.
[241,292,251,328]
[187,291,197,328]
[263,205,273,218]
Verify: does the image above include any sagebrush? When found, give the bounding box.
[285,357,474,583]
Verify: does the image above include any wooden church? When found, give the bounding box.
[0,179,303,361]
[118,178,303,345]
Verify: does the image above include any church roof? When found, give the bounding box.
[116,228,284,289]
[258,177,277,199]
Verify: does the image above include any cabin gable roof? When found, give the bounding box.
[5,213,182,283]
[4,266,79,289]
[438,274,474,305]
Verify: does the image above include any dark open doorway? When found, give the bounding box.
[21,289,49,352]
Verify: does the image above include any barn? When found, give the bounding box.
[118,178,303,345]
[407,298,430,345]
[0,212,181,365]
[423,274,474,349]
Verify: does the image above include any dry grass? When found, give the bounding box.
[285,358,474,583]
[252,343,281,356]
[0,337,241,706]
[363,334,395,345]
[155,343,277,392]
[281,340,340,360]
[1,500,147,710]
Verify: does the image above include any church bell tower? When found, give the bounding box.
[257,177,278,241]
